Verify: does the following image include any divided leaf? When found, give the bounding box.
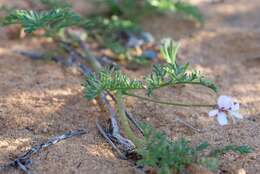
[145,39,218,96]
[138,123,204,173]
[84,67,143,100]
[196,141,209,151]
[102,0,203,22]
[138,123,252,173]
[38,0,71,9]
[2,8,80,33]
[209,145,252,157]
[174,2,203,23]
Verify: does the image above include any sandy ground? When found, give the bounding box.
[0,0,260,174]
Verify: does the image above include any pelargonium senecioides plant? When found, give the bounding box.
[83,39,248,173]
[84,39,244,147]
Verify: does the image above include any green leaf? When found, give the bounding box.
[145,39,218,95]
[145,64,166,96]
[196,141,209,151]
[234,145,253,154]
[39,0,71,9]
[2,8,81,33]
[175,2,203,23]
[137,123,200,173]
[209,145,252,157]
[84,67,143,100]
[102,0,203,23]
[81,15,140,55]
[199,157,219,172]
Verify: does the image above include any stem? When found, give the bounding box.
[124,92,215,108]
[115,91,143,148]
[158,81,207,89]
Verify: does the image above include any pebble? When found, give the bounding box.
[237,168,246,174]
[126,35,144,48]
[142,50,157,60]
[140,32,155,43]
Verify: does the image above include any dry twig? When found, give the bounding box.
[0,129,87,174]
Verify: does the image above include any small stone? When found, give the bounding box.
[237,168,246,174]
[142,50,157,60]
[140,32,155,43]
[126,35,143,48]
[42,128,49,133]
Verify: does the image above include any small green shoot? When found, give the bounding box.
[160,38,180,64]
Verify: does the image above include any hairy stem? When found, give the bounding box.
[125,92,215,108]
[115,91,143,148]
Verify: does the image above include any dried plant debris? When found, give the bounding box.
[0,129,87,174]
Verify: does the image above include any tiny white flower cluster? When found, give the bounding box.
[208,95,243,126]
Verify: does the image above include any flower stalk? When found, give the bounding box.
[125,92,215,108]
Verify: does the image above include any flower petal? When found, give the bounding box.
[232,102,240,111]
[218,95,233,110]
[229,111,243,119]
[217,112,228,126]
[208,109,218,117]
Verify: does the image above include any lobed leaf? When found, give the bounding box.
[145,39,218,95]
[2,8,80,33]
[138,123,204,173]
[84,67,143,100]
[101,0,203,23]
[209,145,252,157]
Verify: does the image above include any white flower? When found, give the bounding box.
[208,95,243,126]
